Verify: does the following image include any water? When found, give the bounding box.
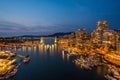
[7,40,107,80]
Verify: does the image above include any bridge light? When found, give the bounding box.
[54,37,57,44]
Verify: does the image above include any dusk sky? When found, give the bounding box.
[0,0,120,36]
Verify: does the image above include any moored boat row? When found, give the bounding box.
[62,48,120,80]
[0,50,30,80]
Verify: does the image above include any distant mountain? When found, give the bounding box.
[48,32,72,37]
[20,32,72,38]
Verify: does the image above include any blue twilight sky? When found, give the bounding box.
[0,0,120,36]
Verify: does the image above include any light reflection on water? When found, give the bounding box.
[6,40,107,80]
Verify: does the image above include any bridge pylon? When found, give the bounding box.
[40,37,44,44]
[54,37,57,44]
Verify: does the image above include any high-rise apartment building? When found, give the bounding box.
[91,20,118,46]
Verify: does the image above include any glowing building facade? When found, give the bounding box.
[91,20,119,46]
[75,28,90,48]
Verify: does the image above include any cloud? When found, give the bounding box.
[0,20,28,32]
[0,20,84,37]
[0,20,75,32]
[0,20,58,35]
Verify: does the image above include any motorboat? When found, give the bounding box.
[23,55,30,63]
[5,68,18,79]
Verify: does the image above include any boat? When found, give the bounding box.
[5,68,18,79]
[23,55,30,63]
[0,68,18,80]
[105,74,117,80]
[0,76,5,80]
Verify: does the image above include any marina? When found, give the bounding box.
[0,39,119,80]
[0,50,30,80]
[0,0,120,79]
[62,48,120,80]
[2,43,108,80]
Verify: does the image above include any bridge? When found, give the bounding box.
[40,37,57,44]
[20,36,57,45]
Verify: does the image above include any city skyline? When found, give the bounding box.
[0,0,120,36]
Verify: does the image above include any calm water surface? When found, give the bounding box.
[7,40,107,80]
